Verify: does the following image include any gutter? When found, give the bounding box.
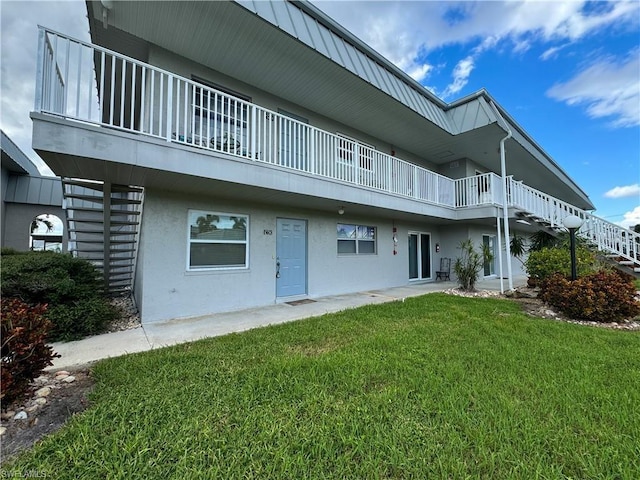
[488,100,514,292]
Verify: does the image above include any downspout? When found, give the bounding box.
[488,100,514,291]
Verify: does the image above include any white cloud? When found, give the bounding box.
[619,205,640,229]
[442,56,475,98]
[604,184,640,199]
[315,0,639,102]
[546,49,640,127]
[540,43,570,61]
[0,0,89,176]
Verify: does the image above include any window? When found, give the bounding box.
[191,77,251,153]
[30,213,63,253]
[188,210,248,269]
[336,133,375,171]
[337,224,376,255]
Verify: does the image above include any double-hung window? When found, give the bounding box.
[188,210,249,269]
[337,224,376,255]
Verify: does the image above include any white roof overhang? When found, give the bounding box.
[85,0,594,210]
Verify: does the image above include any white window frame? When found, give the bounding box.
[337,223,377,255]
[187,210,249,271]
[336,133,376,171]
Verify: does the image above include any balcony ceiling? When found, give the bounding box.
[86,1,593,210]
[87,1,474,163]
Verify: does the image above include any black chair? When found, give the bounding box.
[435,257,451,281]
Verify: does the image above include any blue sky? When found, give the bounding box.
[314,0,640,228]
[1,0,639,228]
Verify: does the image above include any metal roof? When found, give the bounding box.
[237,0,454,133]
[1,130,41,176]
[83,0,594,210]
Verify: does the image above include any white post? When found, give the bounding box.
[251,104,257,159]
[34,28,45,112]
[166,75,173,141]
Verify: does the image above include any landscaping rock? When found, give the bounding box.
[14,411,27,420]
[34,398,47,406]
[0,427,6,436]
[35,387,51,398]
[1,411,16,421]
[62,376,76,383]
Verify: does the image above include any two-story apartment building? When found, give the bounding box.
[30,1,638,324]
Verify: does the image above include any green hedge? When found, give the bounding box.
[525,246,598,284]
[1,251,119,341]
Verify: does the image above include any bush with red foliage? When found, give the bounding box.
[540,270,640,323]
[1,298,60,406]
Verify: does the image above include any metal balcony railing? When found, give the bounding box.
[34,27,640,267]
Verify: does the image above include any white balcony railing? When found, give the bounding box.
[34,28,639,266]
[35,28,455,208]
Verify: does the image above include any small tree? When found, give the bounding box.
[453,239,493,291]
[510,233,527,267]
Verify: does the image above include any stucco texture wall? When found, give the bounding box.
[136,188,445,323]
[1,203,66,251]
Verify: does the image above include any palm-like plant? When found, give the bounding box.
[30,216,54,234]
[453,239,494,291]
[196,214,219,234]
[230,216,246,230]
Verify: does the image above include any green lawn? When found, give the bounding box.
[7,294,640,479]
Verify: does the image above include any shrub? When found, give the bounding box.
[453,239,493,291]
[525,246,597,285]
[48,299,118,342]
[540,271,640,322]
[1,251,119,342]
[1,251,104,303]
[1,298,60,406]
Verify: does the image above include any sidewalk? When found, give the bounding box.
[47,276,525,370]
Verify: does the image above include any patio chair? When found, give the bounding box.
[435,257,451,281]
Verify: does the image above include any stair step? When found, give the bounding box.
[63,180,143,194]
[64,206,141,215]
[64,194,142,205]
[72,239,135,245]
[618,260,635,266]
[108,272,133,278]
[68,219,140,226]
[71,247,136,253]
[69,231,138,237]
[109,262,133,273]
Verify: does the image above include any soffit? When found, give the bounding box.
[87,1,456,161]
[85,1,592,209]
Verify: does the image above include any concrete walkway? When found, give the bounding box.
[47,276,526,370]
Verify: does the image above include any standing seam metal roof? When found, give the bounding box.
[236,0,456,133]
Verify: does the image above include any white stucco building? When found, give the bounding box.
[30,1,638,323]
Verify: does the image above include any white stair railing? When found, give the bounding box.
[508,178,640,266]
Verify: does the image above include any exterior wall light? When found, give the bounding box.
[338,207,344,215]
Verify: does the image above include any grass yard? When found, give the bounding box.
[6,293,640,479]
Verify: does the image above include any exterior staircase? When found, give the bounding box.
[62,178,144,294]
[514,207,640,278]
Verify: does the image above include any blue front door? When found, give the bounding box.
[276,218,307,297]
